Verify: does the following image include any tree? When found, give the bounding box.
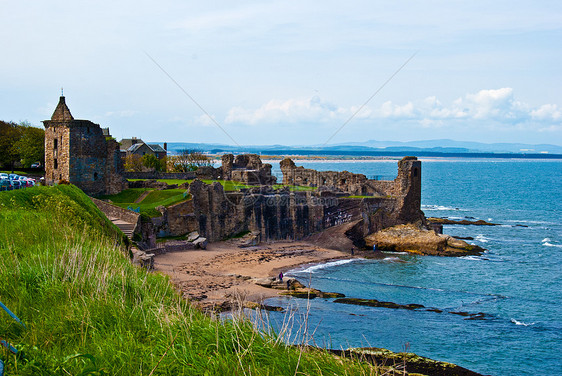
[16,123,45,168]
[0,121,45,172]
[170,149,214,172]
[0,121,21,171]
[142,154,166,172]
[124,154,143,172]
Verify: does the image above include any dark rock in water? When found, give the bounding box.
[281,289,347,299]
[334,297,425,310]
[244,302,284,312]
[428,217,499,226]
[450,311,494,320]
[426,308,443,313]
[450,311,471,316]
[514,224,529,228]
[328,347,485,376]
[454,236,474,240]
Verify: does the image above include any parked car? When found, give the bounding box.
[31,162,41,168]
[0,173,8,180]
[24,178,36,187]
[0,179,11,191]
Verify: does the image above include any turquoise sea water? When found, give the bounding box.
[265,159,562,375]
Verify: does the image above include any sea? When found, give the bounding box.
[262,158,562,376]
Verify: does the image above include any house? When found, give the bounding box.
[119,138,167,160]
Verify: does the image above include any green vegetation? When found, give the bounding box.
[0,121,45,171]
[128,179,250,191]
[0,185,377,375]
[128,179,317,192]
[100,188,190,217]
[99,188,148,203]
[168,149,215,172]
[272,184,317,191]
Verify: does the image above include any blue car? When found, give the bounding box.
[0,179,12,191]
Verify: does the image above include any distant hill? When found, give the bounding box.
[157,140,562,158]
[330,139,562,154]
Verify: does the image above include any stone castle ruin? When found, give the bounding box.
[157,156,425,248]
[43,96,126,195]
[220,154,276,185]
[42,96,425,248]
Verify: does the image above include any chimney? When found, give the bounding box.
[132,137,137,145]
[164,142,167,151]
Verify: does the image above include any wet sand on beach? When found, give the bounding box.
[153,241,350,310]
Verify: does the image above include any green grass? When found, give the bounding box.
[128,179,317,192]
[99,188,148,203]
[272,184,317,191]
[128,179,250,191]
[0,185,378,375]
[101,188,191,217]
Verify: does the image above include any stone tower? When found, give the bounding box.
[393,156,423,223]
[43,96,126,195]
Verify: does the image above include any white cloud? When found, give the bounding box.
[225,96,346,125]
[194,114,217,127]
[531,104,562,121]
[378,101,415,118]
[105,110,137,118]
[223,88,561,132]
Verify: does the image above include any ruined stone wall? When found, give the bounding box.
[44,125,71,185]
[280,156,423,222]
[67,121,111,195]
[91,197,141,229]
[279,158,373,195]
[221,154,276,185]
[158,179,402,243]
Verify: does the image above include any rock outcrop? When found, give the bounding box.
[365,223,485,256]
[428,217,499,226]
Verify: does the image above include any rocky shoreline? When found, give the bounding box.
[365,223,485,256]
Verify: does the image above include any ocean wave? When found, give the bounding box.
[422,205,465,211]
[505,220,554,225]
[475,235,489,243]
[541,238,562,247]
[511,318,535,326]
[542,242,562,248]
[292,259,357,274]
[460,255,483,261]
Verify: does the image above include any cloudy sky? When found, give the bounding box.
[1,1,561,146]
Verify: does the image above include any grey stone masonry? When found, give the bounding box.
[43,96,127,195]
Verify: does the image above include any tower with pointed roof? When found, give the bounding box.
[43,96,126,195]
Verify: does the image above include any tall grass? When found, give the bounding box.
[0,185,378,375]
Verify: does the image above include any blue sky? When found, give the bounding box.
[1,1,561,146]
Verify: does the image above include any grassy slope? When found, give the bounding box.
[0,185,375,375]
[128,179,317,192]
[100,189,190,217]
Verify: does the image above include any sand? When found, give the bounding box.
[153,240,351,311]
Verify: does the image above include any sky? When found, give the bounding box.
[1,0,561,146]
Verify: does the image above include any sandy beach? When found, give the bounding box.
[153,240,351,311]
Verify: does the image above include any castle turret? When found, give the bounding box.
[43,96,125,195]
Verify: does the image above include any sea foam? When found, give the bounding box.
[293,259,357,274]
[422,205,464,211]
[511,318,535,326]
